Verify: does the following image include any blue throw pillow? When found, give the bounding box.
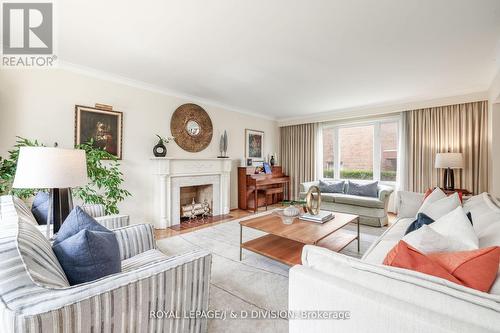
[346,181,378,198]
[52,206,121,285]
[405,212,473,235]
[319,180,345,193]
[31,191,50,225]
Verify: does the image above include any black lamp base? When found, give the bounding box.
[443,168,455,191]
[48,188,73,233]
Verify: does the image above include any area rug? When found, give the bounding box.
[156,211,385,333]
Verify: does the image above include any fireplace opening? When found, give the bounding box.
[180,184,213,221]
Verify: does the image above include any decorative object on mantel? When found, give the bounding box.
[170,103,213,152]
[217,130,229,158]
[246,158,252,166]
[75,104,123,159]
[245,129,264,162]
[153,134,175,157]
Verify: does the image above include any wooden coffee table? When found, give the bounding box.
[239,211,359,266]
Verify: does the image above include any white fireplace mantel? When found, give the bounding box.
[151,157,232,229]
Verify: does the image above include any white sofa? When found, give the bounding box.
[289,192,500,333]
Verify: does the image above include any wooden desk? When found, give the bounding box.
[238,166,290,212]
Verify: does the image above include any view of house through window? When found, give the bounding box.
[339,125,374,180]
[380,122,398,181]
[322,120,399,182]
[322,127,335,178]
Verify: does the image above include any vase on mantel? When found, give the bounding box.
[153,139,167,157]
[153,134,175,157]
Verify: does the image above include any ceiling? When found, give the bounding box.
[59,0,500,120]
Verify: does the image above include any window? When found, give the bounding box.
[380,122,398,181]
[322,127,335,178]
[321,119,399,183]
[339,125,374,180]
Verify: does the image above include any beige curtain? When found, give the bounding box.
[280,123,318,200]
[405,100,489,194]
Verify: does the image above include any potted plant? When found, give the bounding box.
[0,136,131,214]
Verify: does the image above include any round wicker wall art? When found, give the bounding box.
[170,103,213,152]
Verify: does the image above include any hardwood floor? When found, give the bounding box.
[154,207,399,240]
[154,206,278,240]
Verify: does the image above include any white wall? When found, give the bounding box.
[0,69,279,223]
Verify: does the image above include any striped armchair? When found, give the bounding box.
[0,195,212,333]
[81,203,130,229]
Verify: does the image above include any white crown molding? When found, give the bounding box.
[277,90,489,127]
[58,61,277,121]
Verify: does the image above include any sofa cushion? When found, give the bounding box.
[54,206,111,244]
[12,196,38,226]
[53,229,121,285]
[384,241,500,293]
[122,249,168,272]
[319,180,345,193]
[333,194,385,209]
[18,220,70,287]
[31,191,50,225]
[429,207,478,251]
[418,192,461,220]
[404,213,434,235]
[397,191,425,218]
[363,217,414,264]
[53,206,121,285]
[402,225,452,254]
[463,193,500,234]
[81,204,106,218]
[346,180,378,198]
[319,193,338,203]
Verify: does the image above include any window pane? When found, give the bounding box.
[380,122,398,181]
[322,127,335,178]
[339,125,374,180]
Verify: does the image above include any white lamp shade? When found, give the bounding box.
[435,153,464,169]
[13,147,88,188]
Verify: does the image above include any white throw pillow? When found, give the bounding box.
[417,188,446,215]
[463,193,500,234]
[418,192,461,220]
[429,206,479,251]
[402,224,451,253]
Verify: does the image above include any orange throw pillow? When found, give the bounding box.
[384,241,500,292]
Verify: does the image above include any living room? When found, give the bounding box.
[1,1,500,332]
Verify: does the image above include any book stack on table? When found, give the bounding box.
[299,211,334,223]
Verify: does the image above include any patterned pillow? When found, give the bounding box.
[318,180,345,193]
[346,181,378,198]
[12,196,38,225]
[17,220,70,288]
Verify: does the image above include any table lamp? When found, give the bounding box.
[13,147,88,233]
[435,152,464,191]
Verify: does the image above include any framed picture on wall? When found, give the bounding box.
[245,129,264,161]
[75,105,123,159]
